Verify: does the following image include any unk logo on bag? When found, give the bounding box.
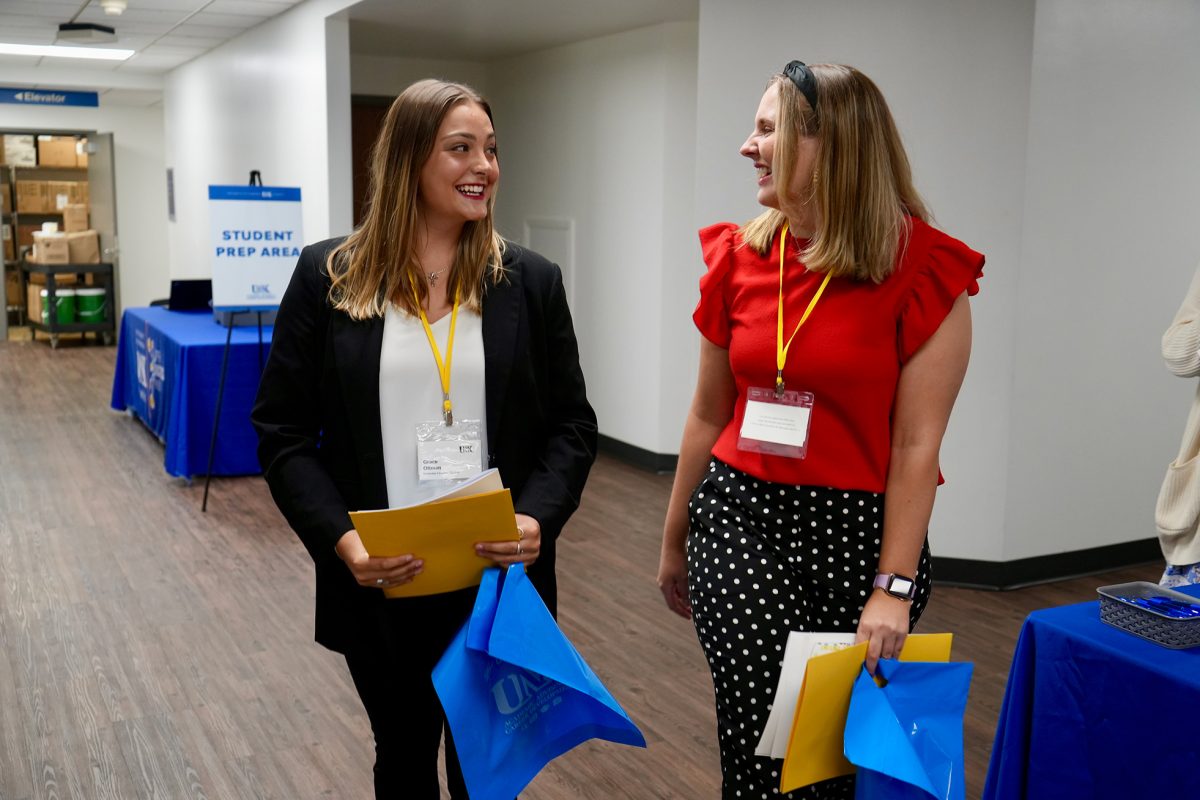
[492,670,567,734]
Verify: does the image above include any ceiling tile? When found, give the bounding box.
[139,44,211,57]
[187,11,269,29]
[205,1,300,18]
[119,52,192,71]
[155,33,229,49]
[167,23,257,39]
[116,0,213,9]
[0,53,44,67]
[1,2,81,14]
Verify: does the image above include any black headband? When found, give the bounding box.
[783,60,818,112]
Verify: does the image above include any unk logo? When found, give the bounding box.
[251,284,270,294]
[491,672,552,715]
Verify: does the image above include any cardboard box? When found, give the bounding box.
[37,136,78,167]
[2,135,36,167]
[76,138,89,168]
[70,181,89,207]
[65,230,99,264]
[16,223,39,250]
[31,232,69,265]
[5,269,20,305]
[27,271,79,286]
[62,204,88,233]
[47,181,74,212]
[3,224,13,262]
[15,181,49,213]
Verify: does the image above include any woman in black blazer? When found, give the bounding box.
[252,79,596,799]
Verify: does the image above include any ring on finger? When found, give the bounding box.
[517,525,525,541]
[517,541,523,555]
[375,578,385,586]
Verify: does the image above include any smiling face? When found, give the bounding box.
[417,100,498,232]
[739,83,819,225]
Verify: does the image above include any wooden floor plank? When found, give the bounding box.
[0,340,1163,799]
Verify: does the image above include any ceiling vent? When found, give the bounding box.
[56,22,118,44]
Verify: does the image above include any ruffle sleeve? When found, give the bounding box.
[898,228,985,363]
[694,222,740,348]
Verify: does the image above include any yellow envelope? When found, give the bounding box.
[779,632,953,793]
[350,488,518,598]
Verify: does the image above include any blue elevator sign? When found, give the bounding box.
[0,88,99,107]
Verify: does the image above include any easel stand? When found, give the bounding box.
[202,307,268,512]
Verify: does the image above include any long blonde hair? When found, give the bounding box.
[741,64,929,282]
[328,79,505,319]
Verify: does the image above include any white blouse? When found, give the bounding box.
[379,305,488,507]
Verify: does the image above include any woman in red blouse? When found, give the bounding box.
[657,61,983,798]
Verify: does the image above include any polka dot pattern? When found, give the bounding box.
[685,458,932,799]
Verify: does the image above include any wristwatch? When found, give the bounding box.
[873,572,917,601]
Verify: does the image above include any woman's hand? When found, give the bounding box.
[475,513,541,568]
[856,591,911,676]
[335,529,424,589]
[657,547,692,619]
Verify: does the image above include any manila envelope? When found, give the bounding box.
[779,632,953,793]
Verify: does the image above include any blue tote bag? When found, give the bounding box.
[843,660,974,800]
[433,566,646,800]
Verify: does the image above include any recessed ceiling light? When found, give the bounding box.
[100,0,128,15]
[0,43,133,60]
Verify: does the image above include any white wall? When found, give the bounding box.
[1003,0,1200,559]
[344,26,698,454]
[350,54,490,97]
[163,0,358,279]
[695,0,1200,563]
[0,102,169,309]
[696,0,1032,561]
[486,22,699,453]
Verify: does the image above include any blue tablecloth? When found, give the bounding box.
[983,583,1200,799]
[110,307,273,478]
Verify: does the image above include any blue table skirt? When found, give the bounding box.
[983,583,1200,799]
[110,307,273,478]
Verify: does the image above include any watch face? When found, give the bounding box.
[889,576,914,597]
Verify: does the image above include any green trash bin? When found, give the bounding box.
[40,288,76,325]
[75,287,107,324]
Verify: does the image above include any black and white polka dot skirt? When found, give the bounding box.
[686,458,932,799]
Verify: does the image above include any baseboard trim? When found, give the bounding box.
[936,537,1163,590]
[597,435,678,473]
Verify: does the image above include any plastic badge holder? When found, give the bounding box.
[1097,580,1200,650]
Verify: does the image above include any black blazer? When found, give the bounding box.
[252,237,597,653]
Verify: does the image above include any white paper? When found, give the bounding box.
[353,468,503,514]
[740,399,811,448]
[755,631,857,758]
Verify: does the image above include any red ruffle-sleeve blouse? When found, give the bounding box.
[693,218,984,493]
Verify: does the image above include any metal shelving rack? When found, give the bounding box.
[2,133,96,333]
[20,259,116,348]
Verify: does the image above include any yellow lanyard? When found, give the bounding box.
[776,223,832,396]
[414,290,460,426]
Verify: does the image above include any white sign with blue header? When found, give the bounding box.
[208,185,302,310]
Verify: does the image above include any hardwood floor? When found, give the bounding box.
[0,341,1162,799]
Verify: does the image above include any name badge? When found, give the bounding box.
[417,439,483,481]
[415,419,484,482]
[737,387,814,459]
